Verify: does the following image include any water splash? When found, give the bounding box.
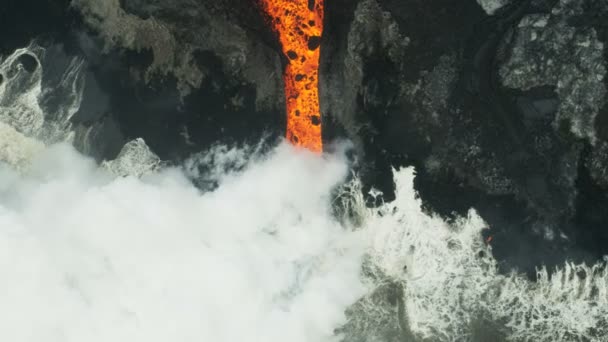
[347,168,608,341]
[0,44,85,144]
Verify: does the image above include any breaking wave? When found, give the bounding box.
[1,45,607,342]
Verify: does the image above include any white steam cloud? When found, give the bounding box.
[0,44,367,342]
[0,142,366,342]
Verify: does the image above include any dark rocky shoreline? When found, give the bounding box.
[3,0,608,276]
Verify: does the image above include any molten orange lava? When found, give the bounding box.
[259,0,324,152]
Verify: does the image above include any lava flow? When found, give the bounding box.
[259,0,324,152]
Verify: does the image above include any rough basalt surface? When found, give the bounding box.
[70,0,287,161]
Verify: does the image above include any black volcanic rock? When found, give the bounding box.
[68,0,286,161]
[321,0,608,274]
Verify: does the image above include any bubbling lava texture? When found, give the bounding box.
[259,0,324,153]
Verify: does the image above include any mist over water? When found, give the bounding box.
[2,44,608,342]
[0,142,368,342]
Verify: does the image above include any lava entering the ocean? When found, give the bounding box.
[259,0,324,153]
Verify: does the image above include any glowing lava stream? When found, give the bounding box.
[259,0,324,153]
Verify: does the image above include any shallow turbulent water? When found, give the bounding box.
[1,45,608,342]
